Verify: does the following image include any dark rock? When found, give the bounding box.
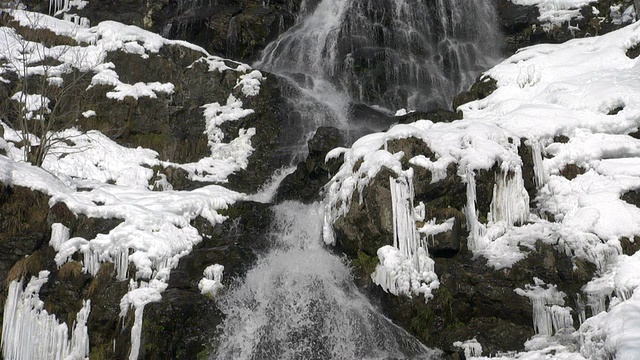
[396,109,462,125]
[518,139,538,205]
[142,288,221,359]
[560,164,586,180]
[66,0,300,63]
[276,126,346,203]
[627,43,640,59]
[495,0,539,34]
[453,76,498,112]
[620,237,640,256]
[0,184,51,300]
[138,201,272,357]
[425,208,465,258]
[622,189,640,208]
[334,167,396,258]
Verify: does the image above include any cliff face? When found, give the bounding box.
[1,1,639,359]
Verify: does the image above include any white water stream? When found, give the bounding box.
[213,202,441,359]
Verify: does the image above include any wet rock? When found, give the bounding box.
[493,0,636,56]
[139,201,272,357]
[453,76,498,111]
[396,109,462,124]
[142,289,221,359]
[334,167,396,259]
[331,138,595,356]
[424,208,465,258]
[276,126,346,203]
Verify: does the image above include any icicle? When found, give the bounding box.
[464,167,484,251]
[531,141,546,188]
[82,248,101,276]
[371,171,439,301]
[576,293,586,325]
[453,338,482,358]
[120,280,167,360]
[115,247,130,281]
[488,167,529,226]
[515,278,574,335]
[2,272,91,360]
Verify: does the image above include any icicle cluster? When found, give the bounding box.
[453,338,483,358]
[488,167,530,226]
[371,170,439,300]
[48,0,87,15]
[515,278,574,335]
[2,271,91,360]
[464,167,484,251]
[198,264,224,297]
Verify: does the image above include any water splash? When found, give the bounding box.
[213,202,441,360]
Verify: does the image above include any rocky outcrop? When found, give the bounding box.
[495,0,637,55]
[275,126,346,204]
[141,201,273,358]
[18,0,301,63]
[0,17,293,359]
[331,138,596,356]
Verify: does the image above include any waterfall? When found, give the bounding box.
[256,0,502,112]
[213,202,441,359]
[212,1,504,357]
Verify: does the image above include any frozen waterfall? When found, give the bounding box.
[212,202,441,359]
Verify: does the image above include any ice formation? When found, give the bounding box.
[120,279,167,360]
[464,168,485,252]
[0,11,262,359]
[2,271,91,360]
[198,264,224,297]
[371,171,439,300]
[488,167,530,226]
[453,338,483,358]
[515,278,574,336]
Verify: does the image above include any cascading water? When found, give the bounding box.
[256,0,503,112]
[213,0,504,357]
[213,202,441,359]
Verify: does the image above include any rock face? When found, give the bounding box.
[275,126,346,204]
[331,138,596,356]
[19,0,301,63]
[141,201,273,359]
[0,17,294,359]
[495,0,637,55]
[3,1,637,358]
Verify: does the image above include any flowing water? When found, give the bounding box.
[213,202,441,359]
[256,0,502,112]
[214,0,503,357]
